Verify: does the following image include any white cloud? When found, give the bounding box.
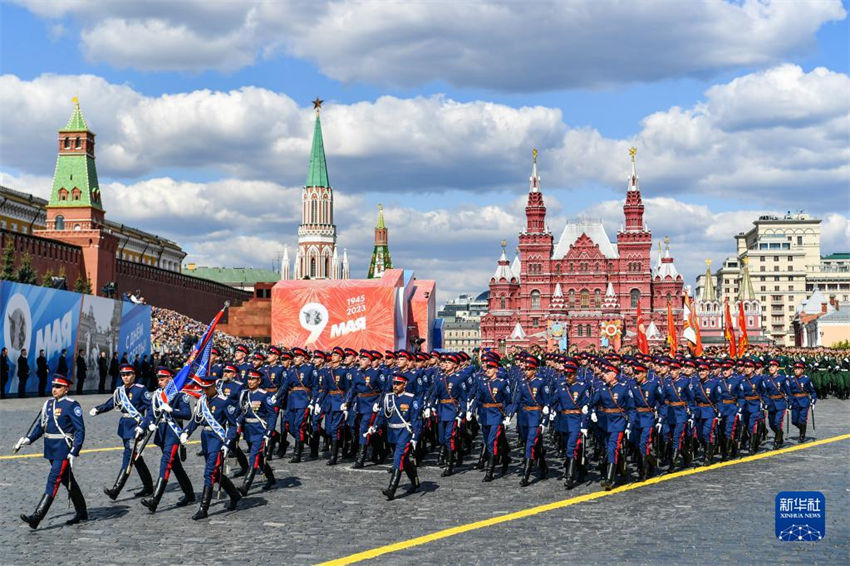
[14,0,846,89]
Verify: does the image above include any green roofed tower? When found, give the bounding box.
[368,204,393,278]
[48,97,103,214]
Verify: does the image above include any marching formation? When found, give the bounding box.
[13,344,827,528]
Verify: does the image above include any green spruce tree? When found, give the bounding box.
[15,253,38,285]
[1,241,16,282]
[73,274,87,293]
[40,268,55,287]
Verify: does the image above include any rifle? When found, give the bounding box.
[14,410,42,453]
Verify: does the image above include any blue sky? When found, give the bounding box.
[1,0,848,301]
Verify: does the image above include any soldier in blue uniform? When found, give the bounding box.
[427,353,467,477]
[15,374,87,529]
[91,363,154,499]
[549,360,590,488]
[471,357,512,482]
[373,374,422,500]
[691,362,720,465]
[233,344,252,384]
[588,363,634,490]
[787,361,817,442]
[314,349,349,465]
[346,351,383,468]
[180,372,242,520]
[507,357,551,486]
[278,347,316,463]
[237,369,278,494]
[737,359,765,454]
[715,360,742,459]
[763,359,789,448]
[217,363,249,476]
[628,362,663,479]
[138,367,195,513]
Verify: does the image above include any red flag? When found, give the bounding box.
[737,301,749,356]
[682,290,703,356]
[724,298,738,358]
[636,303,649,355]
[666,300,677,356]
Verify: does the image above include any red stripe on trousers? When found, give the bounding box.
[614,432,623,465]
[164,445,178,481]
[51,460,69,497]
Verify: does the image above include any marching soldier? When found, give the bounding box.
[138,367,195,513]
[549,360,590,488]
[628,362,663,479]
[508,357,551,486]
[787,361,817,442]
[279,347,316,463]
[763,360,789,449]
[737,359,765,454]
[237,369,278,494]
[589,363,634,490]
[180,372,242,520]
[15,374,87,528]
[470,357,512,482]
[427,353,467,477]
[217,363,250,476]
[691,362,720,465]
[345,351,384,468]
[715,360,742,459]
[91,363,154,499]
[373,374,422,500]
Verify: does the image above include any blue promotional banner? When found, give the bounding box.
[775,491,826,542]
[117,301,152,365]
[0,280,82,395]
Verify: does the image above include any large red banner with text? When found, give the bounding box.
[271,279,397,350]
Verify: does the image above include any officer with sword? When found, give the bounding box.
[15,373,87,528]
[236,368,278,495]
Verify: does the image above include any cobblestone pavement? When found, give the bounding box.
[1,396,847,565]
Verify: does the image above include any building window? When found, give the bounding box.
[580,289,589,308]
[630,289,640,308]
[75,137,81,149]
[585,324,592,337]
[577,325,584,337]
[500,297,506,309]
[55,215,65,230]
[797,236,802,245]
[71,188,81,200]
[58,188,68,201]
[530,290,541,309]
[594,289,601,306]
[569,289,575,307]
[63,138,70,149]
[310,258,316,278]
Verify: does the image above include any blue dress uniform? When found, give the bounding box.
[315,360,348,464]
[18,374,87,529]
[345,354,383,468]
[663,363,693,469]
[737,361,765,453]
[279,350,316,463]
[374,374,422,500]
[628,366,663,479]
[216,363,250,477]
[763,361,789,448]
[427,366,467,476]
[181,374,242,520]
[549,363,590,488]
[787,362,817,441]
[236,369,278,494]
[508,358,552,486]
[715,361,743,458]
[691,366,721,464]
[138,367,195,513]
[93,365,154,499]
[589,366,635,490]
[470,363,511,481]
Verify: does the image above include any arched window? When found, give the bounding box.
[311,199,318,223]
[75,137,81,149]
[71,188,81,200]
[666,292,672,304]
[630,289,640,308]
[500,297,506,309]
[55,215,65,230]
[585,324,592,337]
[58,188,68,201]
[577,325,584,337]
[530,290,541,309]
[325,257,330,278]
[63,138,70,149]
[569,289,575,307]
[555,264,561,275]
[580,289,589,308]
[310,258,317,278]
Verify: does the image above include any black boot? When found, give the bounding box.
[262,463,276,490]
[276,435,289,458]
[327,439,339,466]
[482,454,495,482]
[382,469,402,500]
[437,445,447,467]
[538,455,548,480]
[441,449,454,477]
[520,459,533,487]
[191,486,212,520]
[66,478,88,525]
[799,423,807,443]
[134,457,154,497]
[21,494,54,529]
[603,462,616,491]
[500,450,511,476]
[232,446,249,477]
[475,445,487,470]
[290,441,303,463]
[220,475,242,511]
[104,468,129,500]
[309,434,320,459]
[353,444,368,469]
[141,477,167,513]
[564,458,577,489]
[668,449,679,473]
[239,467,258,496]
[405,465,420,494]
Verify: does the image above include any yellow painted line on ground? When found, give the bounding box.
[0,440,201,460]
[319,432,850,566]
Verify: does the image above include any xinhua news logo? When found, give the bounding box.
[775,491,826,542]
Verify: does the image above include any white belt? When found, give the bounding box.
[245,417,263,424]
[45,433,70,440]
[389,423,408,429]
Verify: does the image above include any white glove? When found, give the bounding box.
[580,428,588,436]
[14,437,29,451]
[311,404,319,415]
[812,399,816,406]
[466,411,473,421]
[340,403,347,412]
[542,406,550,415]
[366,426,377,436]
[581,405,588,415]
[179,432,189,445]
[590,411,598,423]
[422,408,431,419]
[221,445,230,459]
[343,410,349,420]
[134,426,145,438]
[148,421,157,432]
[687,418,694,428]
[502,416,512,427]
[410,439,418,449]
[89,408,98,416]
[159,401,173,413]
[68,454,75,467]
